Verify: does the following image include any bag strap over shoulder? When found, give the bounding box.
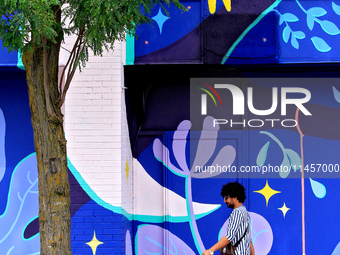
[234,211,250,248]
[233,227,248,248]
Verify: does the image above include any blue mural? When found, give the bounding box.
[0,67,131,254]
[0,69,39,254]
[3,1,340,255]
[276,0,340,62]
[134,120,340,254]
[0,153,39,254]
[71,200,129,255]
[0,41,19,67]
[123,70,340,255]
[133,0,340,64]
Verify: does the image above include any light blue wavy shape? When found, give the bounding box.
[0,153,39,254]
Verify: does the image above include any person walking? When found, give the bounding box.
[202,182,255,255]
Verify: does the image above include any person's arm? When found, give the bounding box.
[202,210,239,255]
[250,241,255,255]
[202,236,230,255]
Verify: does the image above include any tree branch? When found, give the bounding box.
[58,28,86,108]
[42,37,54,116]
[59,41,87,107]
[60,45,71,53]
[3,14,11,21]
[58,34,81,96]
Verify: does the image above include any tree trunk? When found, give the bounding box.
[22,34,72,255]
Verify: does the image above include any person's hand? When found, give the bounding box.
[202,250,212,255]
[250,242,255,255]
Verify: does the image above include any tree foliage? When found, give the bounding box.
[0,0,185,106]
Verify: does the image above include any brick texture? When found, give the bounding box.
[61,33,133,254]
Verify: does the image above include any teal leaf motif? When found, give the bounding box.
[279,15,285,26]
[307,14,315,30]
[283,26,290,43]
[332,2,340,15]
[281,13,299,22]
[311,36,331,52]
[293,31,305,39]
[307,7,327,17]
[291,36,299,49]
[284,149,301,170]
[256,142,270,167]
[280,154,291,179]
[279,18,284,26]
[259,131,300,178]
[332,86,340,103]
[320,20,340,35]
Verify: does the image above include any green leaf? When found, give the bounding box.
[291,35,299,49]
[284,148,301,170]
[281,13,299,22]
[279,154,291,179]
[311,36,331,52]
[307,14,315,30]
[332,86,340,103]
[256,141,270,167]
[293,31,305,39]
[282,26,290,43]
[332,2,340,15]
[320,20,340,35]
[307,7,327,17]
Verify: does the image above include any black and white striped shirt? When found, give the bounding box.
[225,205,252,255]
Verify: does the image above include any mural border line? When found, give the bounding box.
[221,0,282,64]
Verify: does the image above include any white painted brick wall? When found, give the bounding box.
[61,34,133,210]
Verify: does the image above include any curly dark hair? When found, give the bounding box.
[220,182,246,203]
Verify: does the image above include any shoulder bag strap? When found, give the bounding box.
[234,227,248,248]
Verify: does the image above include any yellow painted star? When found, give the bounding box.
[278,202,290,218]
[125,160,129,184]
[254,180,281,207]
[86,231,103,255]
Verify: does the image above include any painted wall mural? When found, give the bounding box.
[135,117,276,255]
[3,66,340,254]
[124,67,340,255]
[133,0,340,64]
[3,2,340,255]
[0,69,39,254]
[0,68,133,255]
[133,119,278,255]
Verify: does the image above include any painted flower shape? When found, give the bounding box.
[153,116,236,179]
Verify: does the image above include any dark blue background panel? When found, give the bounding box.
[0,41,18,67]
[0,68,35,215]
